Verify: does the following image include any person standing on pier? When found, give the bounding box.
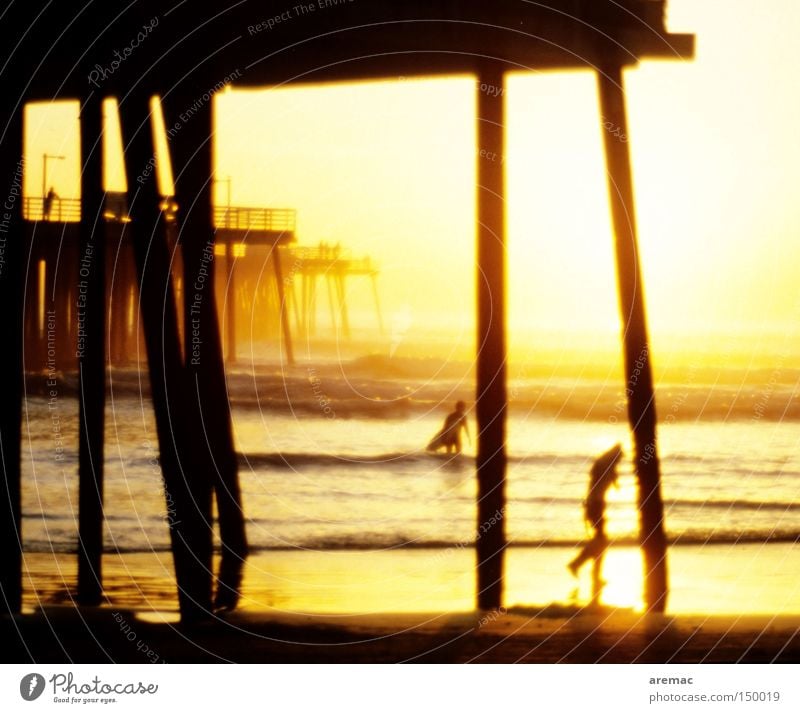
[43,186,58,220]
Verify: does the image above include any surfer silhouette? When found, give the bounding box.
[427,401,470,454]
[567,444,623,592]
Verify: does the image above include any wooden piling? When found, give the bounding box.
[77,96,107,605]
[326,274,337,332]
[225,239,237,364]
[0,106,24,614]
[336,273,350,338]
[310,274,318,335]
[108,251,123,364]
[290,279,302,335]
[163,93,248,611]
[272,247,295,365]
[475,67,508,611]
[301,273,309,338]
[597,65,668,612]
[118,96,213,621]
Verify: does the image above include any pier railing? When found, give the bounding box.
[286,246,377,275]
[23,198,296,233]
[23,196,82,222]
[214,206,296,233]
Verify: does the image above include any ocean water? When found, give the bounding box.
[20,365,800,556]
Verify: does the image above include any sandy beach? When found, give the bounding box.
[6,545,799,663]
[4,603,799,664]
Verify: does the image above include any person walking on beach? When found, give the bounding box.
[567,444,623,582]
[427,400,471,454]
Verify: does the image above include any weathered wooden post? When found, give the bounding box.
[272,246,295,365]
[335,271,350,339]
[0,106,24,614]
[118,95,214,621]
[77,96,107,605]
[225,240,237,365]
[162,92,248,610]
[326,273,338,333]
[597,65,669,612]
[475,66,508,611]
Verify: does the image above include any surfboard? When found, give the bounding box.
[426,433,445,452]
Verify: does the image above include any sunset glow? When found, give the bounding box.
[23,1,800,370]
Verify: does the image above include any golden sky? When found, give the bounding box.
[23,0,800,364]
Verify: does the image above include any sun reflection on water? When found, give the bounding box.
[598,549,645,611]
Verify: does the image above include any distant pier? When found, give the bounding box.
[19,197,380,369]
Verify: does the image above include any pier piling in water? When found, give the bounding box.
[272,245,295,366]
[118,95,214,621]
[76,96,107,605]
[475,66,508,611]
[164,93,249,611]
[0,107,24,614]
[597,65,669,613]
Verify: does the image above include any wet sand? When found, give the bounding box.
[7,545,800,662]
[4,604,799,663]
[20,544,800,616]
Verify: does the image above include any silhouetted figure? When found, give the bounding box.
[568,444,623,596]
[43,187,58,220]
[427,400,470,454]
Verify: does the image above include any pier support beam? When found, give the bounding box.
[118,96,213,621]
[475,67,508,611]
[225,238,236,365]
[272,247,295,365]
[597,65,668,612]
[164,93,248,611]
[0,107,24,614]
[335,273,350,339]
[326,274,337,333]
[301,274,309,338]
[77,96,106,605]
